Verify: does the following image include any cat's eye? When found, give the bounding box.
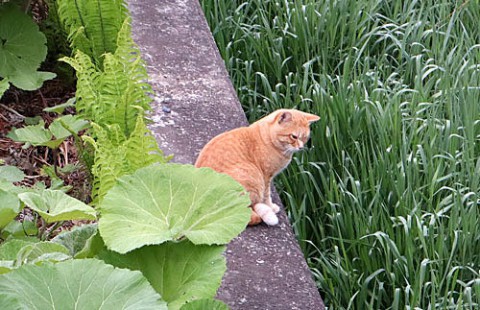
[290,134,298,140]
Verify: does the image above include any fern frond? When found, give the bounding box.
[101,53,139,136]
[115,18,152,112]
[87,123,126,205]
[60,51,101,122]
[56,2,169,206]
[63,39,151,137]
[56,0,127,66]
[125,114,170,168]
[88,116,169,205]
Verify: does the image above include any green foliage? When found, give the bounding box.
[51,223,100,258]
[6,113,88,190]
[43,97,76,114]
[61,20,152,137]
[0,4,56,92]
[0,162,246,308]
[85,115,169,204]
[0,78,8,98]
[18,189,96,223]
[57,3,167,206]
[7,121,53,147]
[0,239,72,274]
[99,241,227,309]
[55,0,127,66]
[8,115,89,149]
[52,3,159,200]
[202,0,480,308]
[0,165,25,183]
[40,0,71,61]
[0,239,32,274]
[180,299,229,310]
[0,190,20,229]
[15,241,70,265]
[0,176,24,231]
[0,176,94,241]
[1,220,37,240]
[0,1,250,308]
[49,115,89,140]
[98,164,251,253]
[0,259,166,309]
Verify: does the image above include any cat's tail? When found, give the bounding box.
[254,203,279,226]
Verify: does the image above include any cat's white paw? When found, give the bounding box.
[254,203,279,226]
[270,203,281,213]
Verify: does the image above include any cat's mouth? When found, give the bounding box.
[285,145,303,154]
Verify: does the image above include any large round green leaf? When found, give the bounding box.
[49,115,90,140]
[7,122,53,146]
[0,259,167,309]
[0,239,33,274]
[98,241,226,310]
[0,165,25,182]
[17,241,71,264]
[7,115,88,149]
[0,4,55,90]
[0,239,72,274]
[18,189,96,223]
[98,164,250,253]
[0,78,9,98]
[0,240,33,261]
[2,219,38,238]
[52,223,101,258]
[0,189,20,229]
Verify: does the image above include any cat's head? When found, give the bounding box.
[262,109,320,154]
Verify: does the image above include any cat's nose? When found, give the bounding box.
[297,141,304,149]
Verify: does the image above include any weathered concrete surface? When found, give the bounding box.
[127,0,324,309]
[127,0,245,164]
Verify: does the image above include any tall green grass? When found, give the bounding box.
[202,0,480,308]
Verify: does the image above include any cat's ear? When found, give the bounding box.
[304,113,320,124]
[277,111,293,124]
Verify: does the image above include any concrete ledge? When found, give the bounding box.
[127,0,324,309]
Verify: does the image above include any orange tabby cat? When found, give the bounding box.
[195,109,319,226]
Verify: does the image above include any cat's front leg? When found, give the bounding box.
[269,201,281,213]
[249,188,278,226]
[265,183,281,214]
